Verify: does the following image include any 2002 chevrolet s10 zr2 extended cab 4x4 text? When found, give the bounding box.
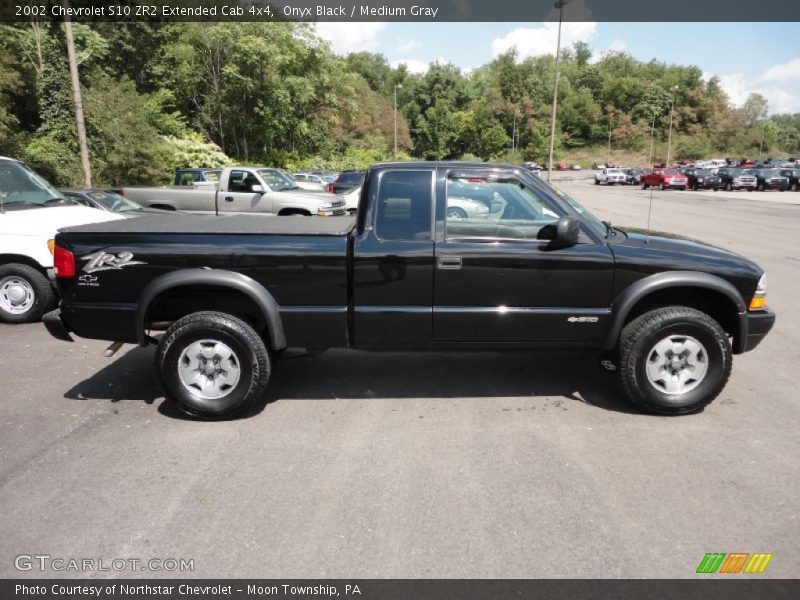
[43,162,775,419]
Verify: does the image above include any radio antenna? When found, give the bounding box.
[645,186,655,244]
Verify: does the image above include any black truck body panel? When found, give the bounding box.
[50,162,774,355]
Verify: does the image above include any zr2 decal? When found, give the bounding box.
[81,251,145,274]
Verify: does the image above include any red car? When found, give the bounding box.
[640,169,688,190]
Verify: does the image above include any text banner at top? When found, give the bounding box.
[3,0,800,22]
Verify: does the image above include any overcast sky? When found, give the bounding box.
[314,22,800,114]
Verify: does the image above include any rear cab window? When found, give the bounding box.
[374,170,433,241]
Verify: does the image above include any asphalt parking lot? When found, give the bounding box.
[1,182,798,579]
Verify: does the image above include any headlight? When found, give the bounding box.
[316,203,334,216]
[750,273,767,310]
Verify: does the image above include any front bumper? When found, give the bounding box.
[736,307,776,354]
[43,308,74,342]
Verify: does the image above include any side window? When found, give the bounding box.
[374,170,433,241]
[229,170,258,192]
[445,174,559,241]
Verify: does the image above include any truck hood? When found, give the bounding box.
[611,227,762,282]
[0,205,124,236]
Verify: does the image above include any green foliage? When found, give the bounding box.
[162,133,233,172]
[2,21,799,187]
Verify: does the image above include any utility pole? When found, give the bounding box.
[547,0,570,183]
[648,107,658,168]
[394,83,402,159]
[758,121,767,161]
[606,110,613,166]
[665,86,678,168]
[63,5,92,187]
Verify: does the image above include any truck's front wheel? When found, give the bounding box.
[618,307,731,415]
[155,311,271,419]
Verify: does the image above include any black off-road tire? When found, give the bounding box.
[0,263,56,323]
[618,306,732,415]
[155,311,271,420]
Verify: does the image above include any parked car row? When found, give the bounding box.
[595,163,799,193]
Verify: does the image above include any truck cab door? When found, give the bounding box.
[432,168,614,345]
[218,169,274,214]
[352,168,435,348]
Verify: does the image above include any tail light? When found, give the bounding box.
[327,183,334,193]
[54,245,75,278]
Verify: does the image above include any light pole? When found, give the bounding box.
[665,85,678,167]
[394,83,402,159]
[547,0,570,182]
[758,120,767,161]
[648,107,659,168]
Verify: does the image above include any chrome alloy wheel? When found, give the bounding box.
[178,339,241,400]
[0,276,35,315]
[645,335,709,395]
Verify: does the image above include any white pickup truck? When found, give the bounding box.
[116,167,346,216]
[0,157,123,322]
[594,168,627,185]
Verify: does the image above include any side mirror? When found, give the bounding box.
[553,216,580,247]
[250,184,264,194]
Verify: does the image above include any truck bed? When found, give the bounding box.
[62,213,357,236]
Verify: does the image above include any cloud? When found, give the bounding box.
[761,57,800,83]
[491,21,598,60]
[314,22,387,55]
[390,59,430,74]
[394,37,421,54]
[588,38,628,64]
[714,59,800,114]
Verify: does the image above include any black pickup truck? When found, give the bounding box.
[44,162,775,419]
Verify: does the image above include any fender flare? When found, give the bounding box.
[601,270,746,350]
[135,269,286,350]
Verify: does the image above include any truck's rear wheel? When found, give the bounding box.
[618,306,731,415]
[155,311,270,419]
[0,263,55,323]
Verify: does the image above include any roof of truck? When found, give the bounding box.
[370,160,522,170]
[60,212,357,236]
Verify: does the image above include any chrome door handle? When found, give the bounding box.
[437,256,462,270]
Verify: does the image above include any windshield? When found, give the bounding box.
[339,172,364,184]
[0,160,72,208]
[203,170,221,182]
[256,169,298,192]
[89,191,143,212]
[537,178,606,237]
